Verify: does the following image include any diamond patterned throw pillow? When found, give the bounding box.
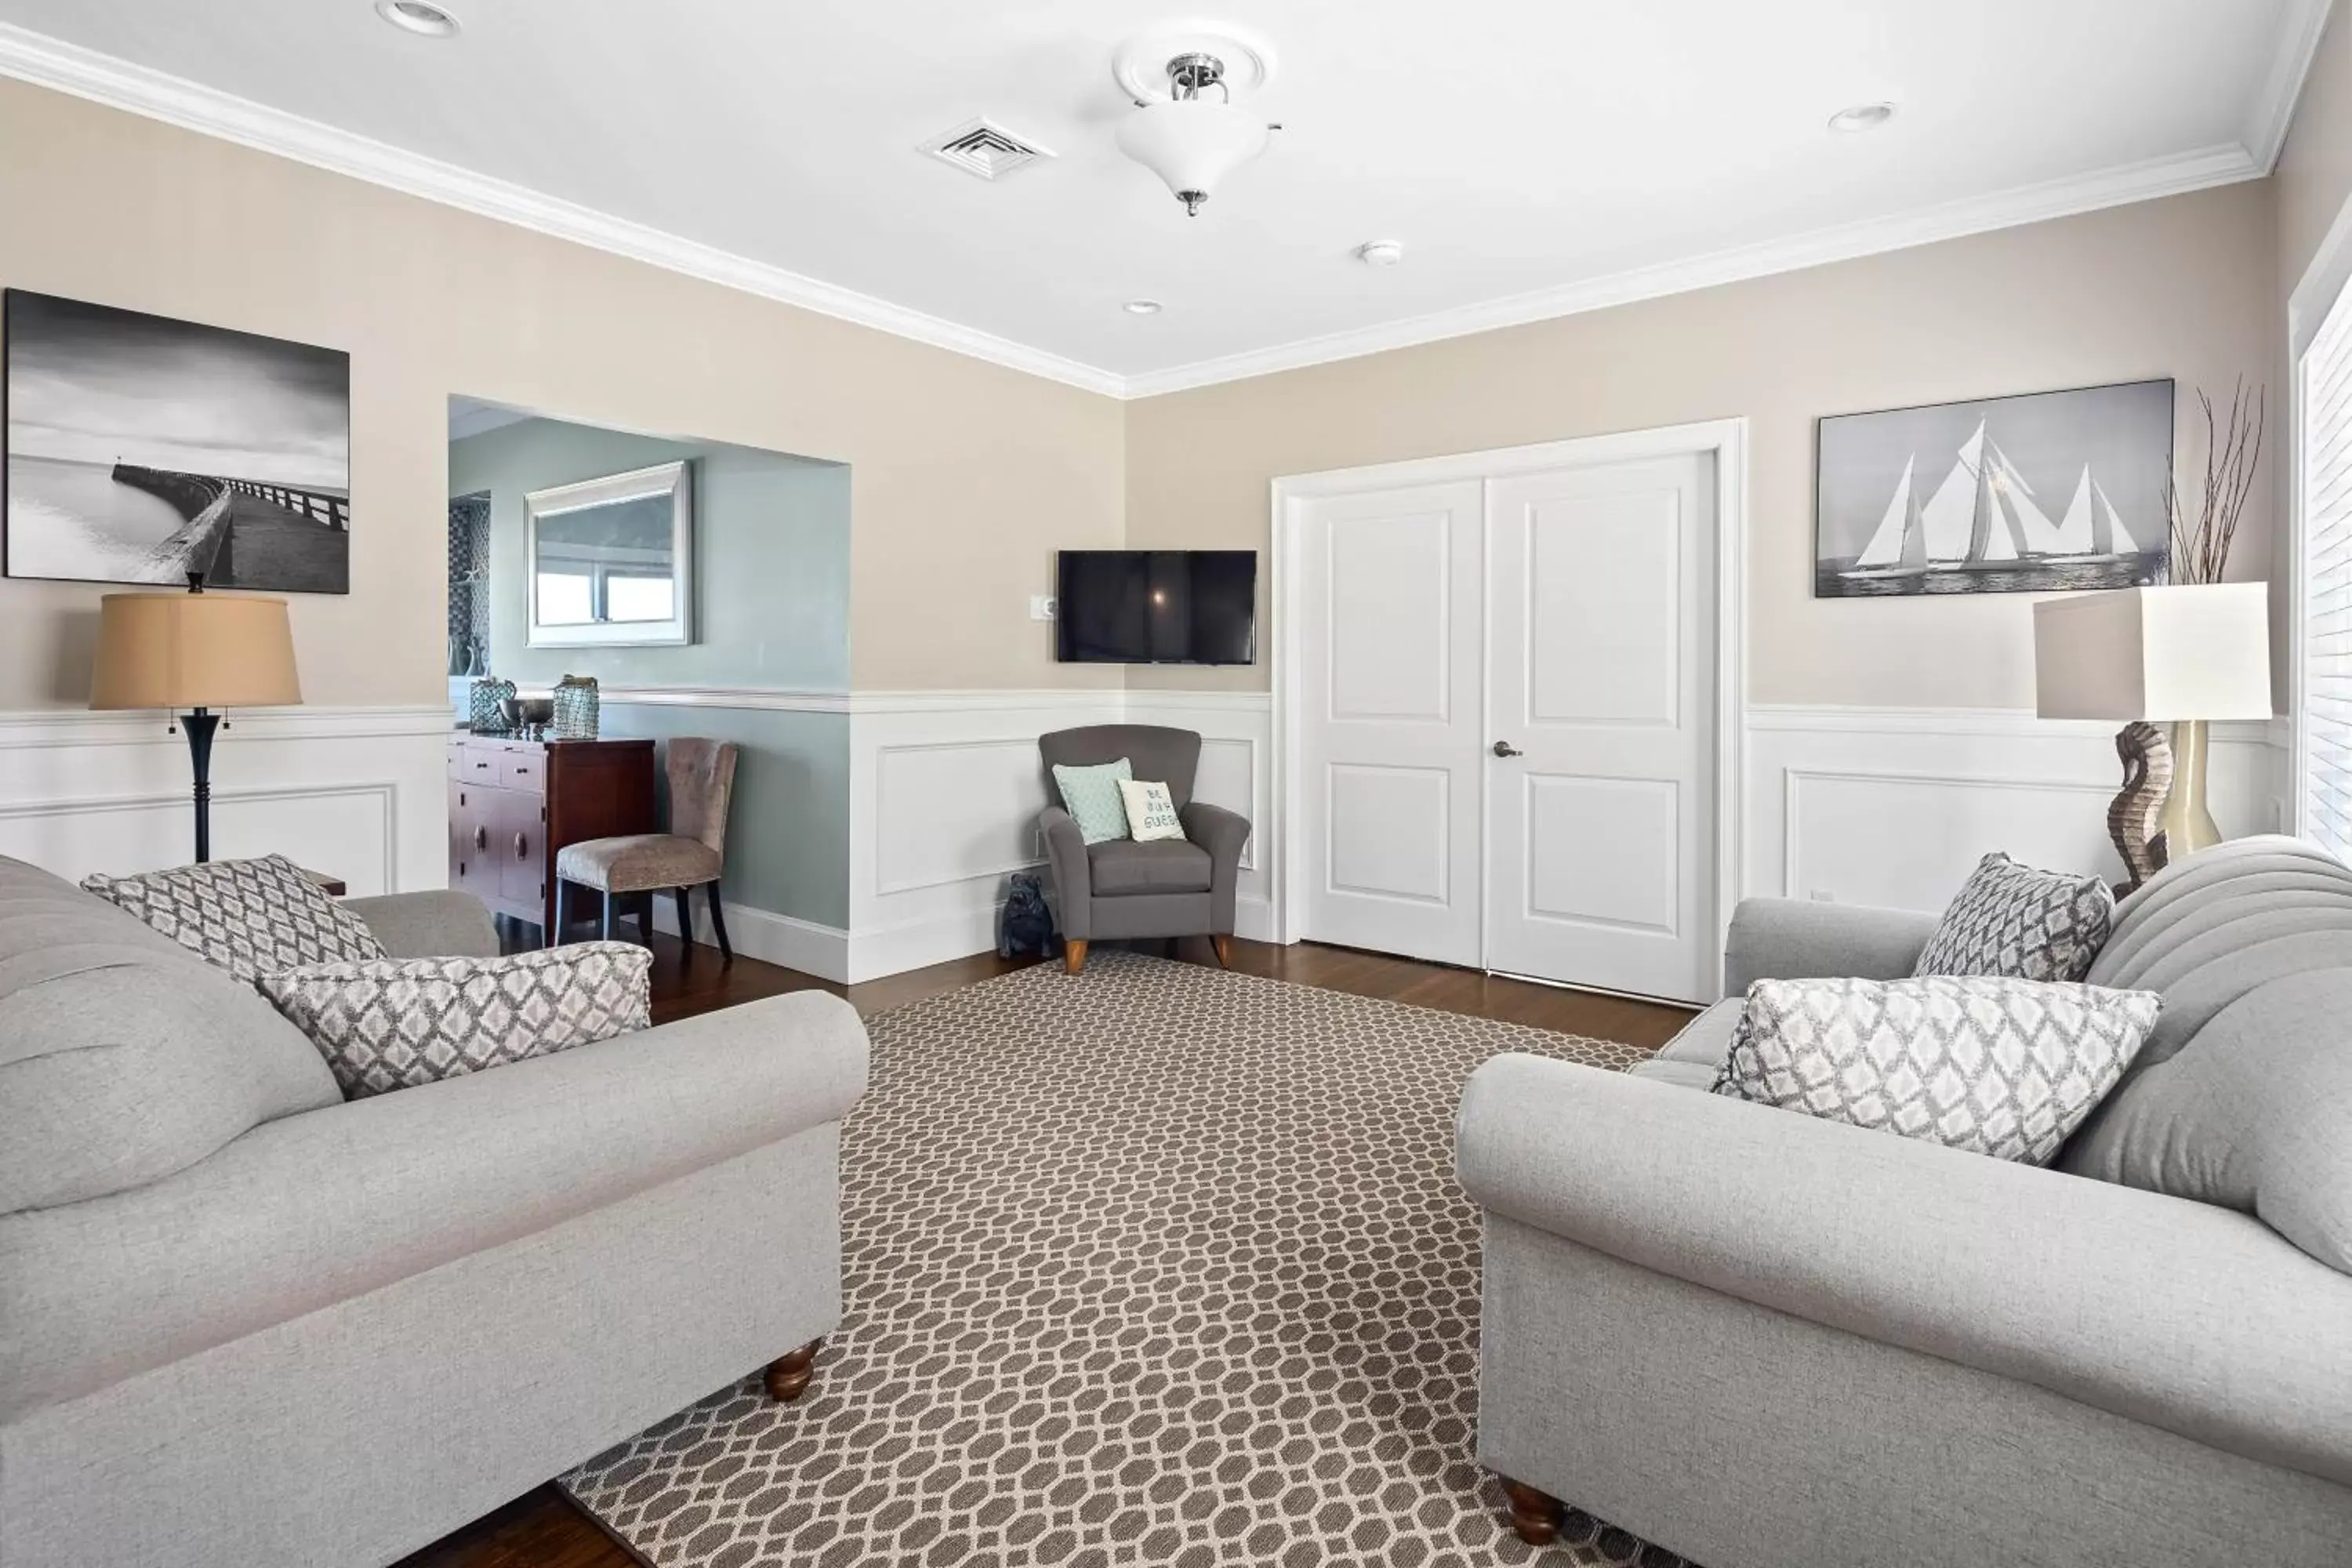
[1912,851,2114,982]
[82,853,387,983]
[256,942,652,1099]
[1713,976,2161,1165]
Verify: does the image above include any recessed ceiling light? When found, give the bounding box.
[1828,102,1896,134]
[376,0,460,38]
[1123,299,1163,315]
[1355,240,1405,267]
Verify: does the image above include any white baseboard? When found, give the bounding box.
[647,894,851,985]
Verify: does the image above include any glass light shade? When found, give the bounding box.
[1116,99,1269,211]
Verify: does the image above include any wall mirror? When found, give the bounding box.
[525,459,695,646]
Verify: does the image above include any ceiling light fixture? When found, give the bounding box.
[1123,299,1164,315]
[1828,101,1897,134]
[1355,240,1405,267]
[1116,50,1278,217]
[376,0,460,37]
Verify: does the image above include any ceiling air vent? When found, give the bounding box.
[922,118,1055,181]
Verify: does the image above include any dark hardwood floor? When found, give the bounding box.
[402,928,1696,1568]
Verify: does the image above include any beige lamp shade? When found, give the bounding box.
[2032,583,2270,723]
[89,591,303,710]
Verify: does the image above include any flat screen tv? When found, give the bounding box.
[1055,550,1257,665]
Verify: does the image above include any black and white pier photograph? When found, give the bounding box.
[3,289,350,593]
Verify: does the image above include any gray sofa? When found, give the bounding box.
[1458,837,2352,1568]
[0,854,869,1568]
[1037,724,1251,974]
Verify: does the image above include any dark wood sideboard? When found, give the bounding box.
[447,736,655,936]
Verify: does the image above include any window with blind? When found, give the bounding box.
[2300,278,2352,860]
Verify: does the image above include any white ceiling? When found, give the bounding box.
[0,2,2328,397]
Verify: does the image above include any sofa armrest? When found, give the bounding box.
[346,889,499,959]
[1456,1053,2352,1488]
[1039,806,1093,938]
[0,990,869,1419]
[1722,896,1940,992]
[1181,801,1250,932]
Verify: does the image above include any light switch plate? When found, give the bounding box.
[1029,594,1058,621]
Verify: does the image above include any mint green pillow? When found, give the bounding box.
[1052,758,1133,845]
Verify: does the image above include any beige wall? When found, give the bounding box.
[1124,181,2281,708]
[2278,0,2352,301]
[0,79,1125,708]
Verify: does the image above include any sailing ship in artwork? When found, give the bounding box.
[1842,419,2145,581]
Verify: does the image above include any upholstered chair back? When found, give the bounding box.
[667,739,739,855]
[1038,725,1201,810]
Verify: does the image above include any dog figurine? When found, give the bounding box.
[997,873,1058,960]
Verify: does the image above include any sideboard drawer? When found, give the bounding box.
[446,741,470,782]
[460,743,504,782]
[499,752,545,793]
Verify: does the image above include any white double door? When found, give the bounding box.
[1296,449,1718,1003]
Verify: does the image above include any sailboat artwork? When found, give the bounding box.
[1815,379,2173,598]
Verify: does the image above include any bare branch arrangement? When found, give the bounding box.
[2164,379,2266,586]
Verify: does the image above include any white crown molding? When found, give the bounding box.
[2248,0,2336,171]
[1120,143,2267,398]
[0,23,1125,399]
[0,20,2292,404]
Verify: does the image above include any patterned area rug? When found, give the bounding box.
[564,953,1687,1567]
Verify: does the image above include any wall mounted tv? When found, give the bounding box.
[1055,550,1258,665]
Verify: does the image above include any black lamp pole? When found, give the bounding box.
[178,706,221,864]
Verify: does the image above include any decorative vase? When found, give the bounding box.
[467,677,516,735]
[2160,718,2223,858]
[551,674,600,740]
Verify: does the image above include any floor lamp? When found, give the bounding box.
[2033,583,2270,896]
[89,583,303,865]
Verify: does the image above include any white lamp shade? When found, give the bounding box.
[2033,583,2271,723]
[1116,99,1269,206]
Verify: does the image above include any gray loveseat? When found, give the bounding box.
[0,855,869,1568]
[1458,837,2352,1568]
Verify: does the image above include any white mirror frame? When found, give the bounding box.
[524,459,695,648]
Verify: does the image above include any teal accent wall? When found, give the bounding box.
[450,413,851,929]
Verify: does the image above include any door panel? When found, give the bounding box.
[1298,481,1484,966]
[1486,455,1715,1002]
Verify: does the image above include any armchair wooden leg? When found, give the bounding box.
[599,889,615,941]
[764,1339,821,1403]
[550,879,569,949]
[1210,933,1233,967]
[673,887,694,957]
[1501,1479,1566,1547]
[1064,938,1088,975]
[704,881,733,961]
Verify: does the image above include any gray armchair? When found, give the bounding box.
[1036,724,1250,975]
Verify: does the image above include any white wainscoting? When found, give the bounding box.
[845,689,1273,982]
[1744,706,2289,915]
[0,706,452,896]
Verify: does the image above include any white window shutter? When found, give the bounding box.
[2302,282,2352,860]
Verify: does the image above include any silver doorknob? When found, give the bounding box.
[1492,741,1523,758]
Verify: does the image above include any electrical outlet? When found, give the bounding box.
[1029,594,1058,622]
[1809,888,1836,902]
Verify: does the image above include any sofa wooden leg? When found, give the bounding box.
[764,1339,821,1403]
[1501,1479,1566,1547]
[1210,933,1232,967]
[1064,938,1088,975]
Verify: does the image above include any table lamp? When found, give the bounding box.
[89,583,303,864]
[2034,583,2270,895]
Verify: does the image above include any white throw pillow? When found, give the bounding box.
[1712,975,2161,1166]
[1118,779,1187,843]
